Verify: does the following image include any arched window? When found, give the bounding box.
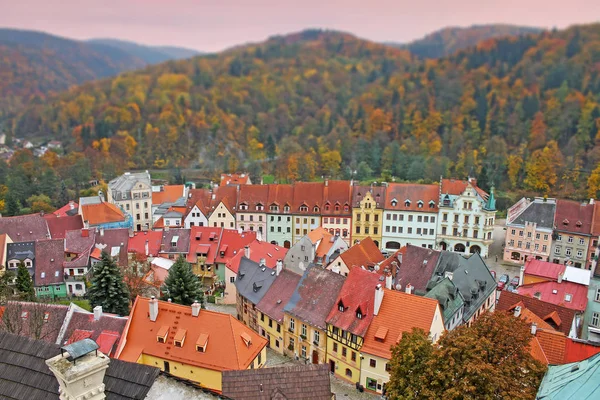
[345,368,352,378]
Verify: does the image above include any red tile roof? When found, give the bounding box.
[53,201,78,217]
[62,308,128,357]
[239,185,270,211]
[326,268,382,337]
[185,188,212,218]
[554,199,594,235]
[44,215,84,239]
[307,227,337,258]
[382,245,441,293]
[152,185,185,205]
[361,289,441,359]
[117,297,267,372]
[524,259,566,281]
[266,184,294,212]
[159,228,190,255]
[0,213,50,242]
[517,281,588,312]
[338,237,384,270]
[536,329,567,365]
[94,228,130,267]
[0,302,69,343]
[226,240,288,274]
[187,227,222,263]
[257,269,302,322]
[384,183,439,212]
[322,181,352,216]
[216,229,257,265]
[81,202,126,226]
[563,338,600,363]
[441,178,488,200]
[34,239,65,286]
[292,182,324,213]
[496,291,577,336]
[211,185,239,212]
[529,336,549,365]
[220,173,251,186]
[128,230,163,257]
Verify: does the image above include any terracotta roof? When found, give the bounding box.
[81,202,126,226]
[220,173,251,186]
[536,329,567,365]
[382,245,440,293]
[292,182,324,213]
[53,201,78,217]
[256,269,302,322]
[187,226,221,263]
[351,185,385,208]
[65,228,96,254]
[496,291,577,336]
[61,308,128,357]
[554,199,594,235]
[128,230,163,257]
[211,185,239,212]
[361,289,441,359]
[216,229,257,265]
[321,181,352,216]
[529,336,549,365]
[524,259,566,281]
[284,266,346,330]
[238,185,270,211]
[34,239,65,286]
[0,213,50,242]
[441,178,488,200]
[338,237,384,270]
[152,185,185,205]
[326,267,382,337]
[160,228,190,254]
[563,338,600,363]
[517,281,588,312]
[94,228,130,267]
[222,364,332,400]
[185,188,212,218]
[117,297,267,372]
[307,227,337,258]
[519,307,555,331]
[384,183,439,212]
[266,184,294,213]
[226,239,288,274]
[44,214,84,239]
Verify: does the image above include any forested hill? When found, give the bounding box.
[9,25,600,199]
[393,24,543,58]
[86,38,201,64]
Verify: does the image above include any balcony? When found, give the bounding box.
[64,275,86,282]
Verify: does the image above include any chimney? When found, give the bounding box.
[46,339,110,400]
[514,306,522,318]
[69,200,75,210]
[259,258,266,267]
[276,259,283,276]
[519,266,525,287]
[191,300,201,317]
[385,272,393,290]
[244,245,250,259]
[405,284,413,294]
[558,272,563,284]
[531,323,537,335]
[160,243,165,253]
[40,210,45,217]
[145,240,149,256]
[212,194,216,200]
[81,229,89,238]
[149,296,159,321]
[93,306,103,321]
[591,199,595,205]
[100,227,104,237]
[391,261,398,280]
[445,271,453,281]
[374,284,384,316]
[325,179,328,187]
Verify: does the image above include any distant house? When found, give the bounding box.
[128,230,163,259]
[235,257,278,332]
[44,214,84,239]
[0,213,50,242]
[285,227,348,275]
[551,199,595,269]
[220,173,252,186]
[80,200,133,230]
[107,171,153,231]
[5,241,36,288]
[327,236,382,276]
[47,140,62,149]
[63,228,97,296]
[54,200,79,217]
[34,239,67,299]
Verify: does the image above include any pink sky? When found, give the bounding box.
[0,0,598,51]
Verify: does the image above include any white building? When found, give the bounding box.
[107,171,153,231]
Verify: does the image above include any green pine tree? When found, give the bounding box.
[4,194,21,216]
[161,256,203,306]
[16,262,35,301]
[88,252,130,316]
[58,181,70,206]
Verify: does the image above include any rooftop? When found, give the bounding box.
[53,201,79,218]
[256,269,302,322]
[536,352,600,399]
[236,257,278,305]
[510,199,556,229]
[34,239,65,286]
[0,213,50,242]
[524,259,566,281]
[81,202,126,226]
[554,199,594,235]
[108,171,151,194]
[152,185,185,205]
[424,277,464,323]
[517,281,588,312]
[128,230,163,257]
[384,183,439,212]
[337,237,384,270]
[94,228,130,267]
[220,173,251,186]
[44,214,84,239]
[226,239,288,274]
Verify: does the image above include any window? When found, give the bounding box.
[408,215,413,222]
[511,229,516,235]
[351,351,356,362]
[464,215,469,224]
[301,324,307,337]
[454,215,459,223]
[555,246,561,254]
[565,294,573,302]
[568,236,574,243]
[41,272,45,278]
[314,331,320,344]
[557,234,562,241]
[333,342,338,352]
[519,231,524,237]
[542,245,547,252]
[370,359,377,368]
[566,248,572,257]
[536,233,541,239]
[544,234,549,240]
[301,345,307,358]
[527,232,532,238]
[592,312,600,327]
[289,318,295,332]
[473,230,478,238]
[385,363,391,372]
[345,368,352,378]
[577,250,583,258]
[342,347,347,357]
[289,337,295,350]
[580,238,585,245]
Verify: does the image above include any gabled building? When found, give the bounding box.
[437,178,496,257]
[128,230,163,260]
[207,185,238,229]
[44,214,84,239]
[551,199,594,269]
[351,185,385,248]
[321,180,353,245]
[107,171,152,231]
[220,173,252,186]
[291,182,324,245]
[285,227,348,275]
[80,200,133,230]
[0,213,50,242]
[93,228,130,268]
[359,289,444,394]
[158,228,190,260]
[235,258,278,332]
[183,195,210,228]
[504,197,556,264]
[326,267,381,384]
[283,266,346,365]
[265,183,294,247]
[116,296,267,394]
[34,239,67,299]
[328,236,383,276]
[237,185,269,237]
[64,228,97,296]
[5,241,36,288]
[186,226,222,281]
[424,277,465,331]
[53,200,78,217]
[382,183,439,252]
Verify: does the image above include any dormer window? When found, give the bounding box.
[325,203,331,211]
[21,311,28,320]
[300,205,308,212]
[565,294,572,302]
[171,236,179,247]
[196,333,209,352]
[335,204,340,211]
[443,195,451,207]
[356,307,363,319]
[417,200,423,208]
[284,205,290,212]
[313,206,319,213]
[240,203,248,211]
[344,205,349,212]
[576,221,582,227]
[429,200,436,208]
[44,312,50,322]
[338,300,345,312]
[391,198,398,207]
[174,328,187,347]
[270,204,279,212]
[563,219,569,226]
[241,332,252,348]
[157,326,169,343]
[405,200,411,207]
[256,203,264,211]
[41,272,45,278]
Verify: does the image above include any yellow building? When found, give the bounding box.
[351,186,385,248]
[116,296,267,394]
[326,268,382,383]
[359,288,445,394]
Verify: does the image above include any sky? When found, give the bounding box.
[0,0,599,52]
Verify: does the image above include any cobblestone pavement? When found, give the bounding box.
[204,302,237,316]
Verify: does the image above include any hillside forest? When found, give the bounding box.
[1,25,600,216]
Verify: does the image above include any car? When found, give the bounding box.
[510,276,520,287]
[490,270,496,280]
[497,281,506,291]
[506,284,518,293]
[499,274,510,285]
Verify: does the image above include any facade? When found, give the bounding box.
[208,200,236,229]
[351,186,385,247]
[321,180,353,245]
[291,182,324,245]
[328,237,384,277]
[184,200,210,228]
[437,178,496,257]
[34,239,67,299]
[424,277,464,331]
[504,197,556,264]
[265,184,294,247]
[382,183,439,251]
[583,277,600,342]
[116,296,267,393]
[237,185,269,237]
[5,241,36,291]
[551,199,594,269]
[235,258,278,332]
[359,289,444,394]
[284,227,348,274]
[64,228,97,297]
[326,268,381,384]
[107,171,153,231]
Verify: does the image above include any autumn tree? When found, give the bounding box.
[588,163,600,198]
[387,311,546,400]
[0,301,65,341]
[161,256,203,306]
[528,112,547,151]
[88,252,130,316]
[524,140,563,194]
[123,253,154,302]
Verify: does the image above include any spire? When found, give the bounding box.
[485,186,496,211]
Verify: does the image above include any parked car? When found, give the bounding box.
[499,274,510,285]
[497,281,506,291]
[490,270,497,280]
[510,276,520,287]
[506,284,518,293]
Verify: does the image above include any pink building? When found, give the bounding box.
[504,198,556,264]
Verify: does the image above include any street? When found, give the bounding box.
[483,219,523,286]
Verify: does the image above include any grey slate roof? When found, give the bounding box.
[222,364,332,400]
[236,257,278,305]
[424,277,465,323]
[6,241,35,261]
[512,201,556,229]
[108,172,151,196]
[0,331,160,400]
[429,252,496,322]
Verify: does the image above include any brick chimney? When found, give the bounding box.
[244,245,250,259]
[191,300,201,317]
[81,229,89,238]
[374,284,384,316]
[149,296,159,321]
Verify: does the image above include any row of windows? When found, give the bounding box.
[441,227,491,239]
[355,214,379,222]
[554,246,584,258]
[442,214,484,225]
[385,214,436,223]
[240,215,263,222]
[331,342,357,362]
[511,230,551,241]
[323,217,349,224]
[124,201,149,211]
[270,216,291,222]
[356,226,379,235]
[508,240,548,252]
[385,226,434,235]
[555,234,586,245]
[296,217,317,225]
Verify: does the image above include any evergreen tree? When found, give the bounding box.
[16,262,35,301]
[58,181,70,207]
[161,256,203,306]
[88,252,130,316]
[4,194,21,217]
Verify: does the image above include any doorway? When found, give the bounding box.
[329,360,335,373]
[163,361,170,373]
[312,350,319,364]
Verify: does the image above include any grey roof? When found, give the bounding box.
[160,228,190,253]
[424,277,465,323]
[6,241,36,261]
[163,210,184,218]
[429,252,496,322]
[236,257,278,305]
[536,352,600,399]
[0,331,160,400]
[79,196,103,206]
[512,201,556,229]
[108,172,151,193]
[222,364,332,400]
